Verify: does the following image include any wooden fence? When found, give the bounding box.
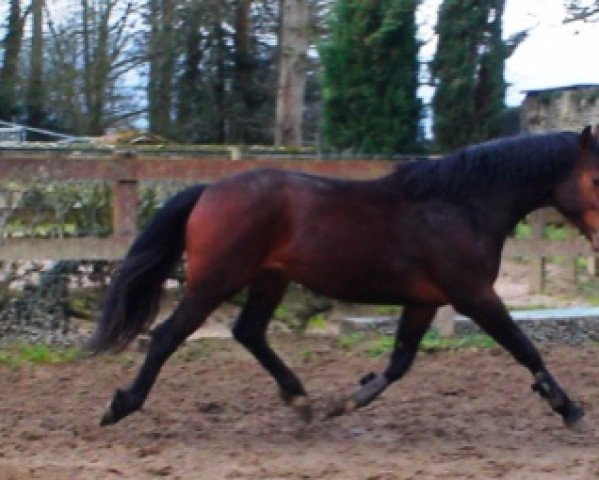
[0,148,594,292]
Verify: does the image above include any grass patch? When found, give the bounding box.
[0,343,81,368]
[374,305,402,316]
[300,349,314,361]
[338,331,496,358]
[577,278,599,305]
[366,335,394,357]
[5,222,78,238]
[101,351,137,366]
[273,304,291,320]
[419,331,496,352]
[362,331,497,358]
[174,339,235,362]
[514,223,574,241]
[307,314,328,330]
[545,224,569,241]
[506,303,552,311]
[582,296,599,307]
[337,332,365,350]
[514,222,531,239]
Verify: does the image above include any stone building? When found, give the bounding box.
[520,84,599,133]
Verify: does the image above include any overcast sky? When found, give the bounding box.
[418,0,599,106]
[503,0,599,104]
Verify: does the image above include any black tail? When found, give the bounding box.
[87,184,207,353]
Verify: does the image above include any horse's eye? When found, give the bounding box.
[593,177,599,187]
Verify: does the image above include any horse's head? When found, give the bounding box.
[553,126,599,251]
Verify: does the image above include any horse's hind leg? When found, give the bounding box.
[327,305,436,418]
[101,294,218,426]
[454,288,588,432]
[232,270,312,422]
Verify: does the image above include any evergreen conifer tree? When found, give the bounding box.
[320,0,421,154]
[431,0,507,150]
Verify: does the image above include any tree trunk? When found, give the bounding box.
[176,1,203,141]
[26,0,44,129]
[88,0,114,135]
[274,0,309,146]
[213,21,227,143]
[80,0,93,128]
[232,0,254,143]
[0,0,27,121]
[148,0,176,136]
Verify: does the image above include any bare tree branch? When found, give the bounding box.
[564,0,599,22]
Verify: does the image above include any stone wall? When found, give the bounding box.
[521,85,599,133]
[342,307,599,346]
[0,261,82,346]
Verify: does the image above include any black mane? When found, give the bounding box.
[394,132,580,200]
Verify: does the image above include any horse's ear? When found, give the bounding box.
[579,125,595,151]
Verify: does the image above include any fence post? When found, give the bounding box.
[587,256,599,277]
[564,229,578,289]
[112,179,138,238]
[528,210,545,293]
[434,305,455,337]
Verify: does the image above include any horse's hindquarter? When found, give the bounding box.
[184,170,292,292]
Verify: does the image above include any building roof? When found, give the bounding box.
[522,84,599,95]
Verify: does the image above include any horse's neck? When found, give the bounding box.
[476,183,553,237]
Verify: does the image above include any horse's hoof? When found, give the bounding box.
[100,406,117,426]
[279,391,313,423]
[290,396,313,423]
[323,394,356,420]
[565,412,592,434]
[99,388,140,427]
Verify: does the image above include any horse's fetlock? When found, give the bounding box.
[359,371,377,386]
[532,371,568,412]
[531,379,551,399]
[546,388,567,410]
[352,373,389,407]
[532,371,553,395]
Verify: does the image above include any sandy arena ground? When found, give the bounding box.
[1,335,598,480]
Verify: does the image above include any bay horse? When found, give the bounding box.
[90,126,599,432]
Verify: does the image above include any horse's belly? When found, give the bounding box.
[263,208,447,304]
[287,262,448,306]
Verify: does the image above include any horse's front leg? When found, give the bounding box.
[326,305,435,418]
[453,288,589,432]
[101,295,215,426]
